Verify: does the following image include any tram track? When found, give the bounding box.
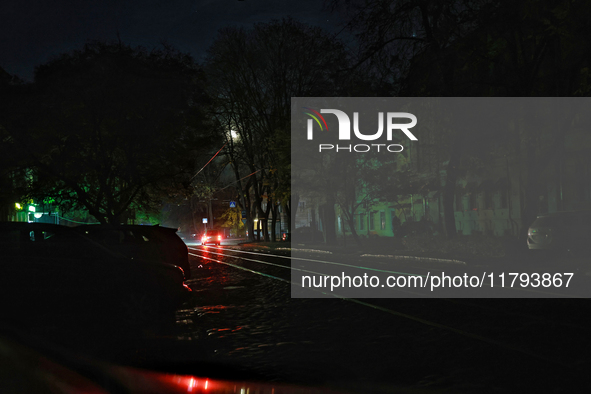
[190,245,583,299]
[188,246,589,369]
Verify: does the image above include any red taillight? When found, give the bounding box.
[217,235,221,241]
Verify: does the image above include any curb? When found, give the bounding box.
[288,248,332,254]
[289,247,467,264]
[360,254,467,265]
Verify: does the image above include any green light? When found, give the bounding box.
[28,205,35,212]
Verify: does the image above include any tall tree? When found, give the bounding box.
[205,18,349,240]
[3,42,212,224]
[0,68,28,220]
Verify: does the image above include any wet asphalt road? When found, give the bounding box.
[13,242,590,393]
[159,245,591,393]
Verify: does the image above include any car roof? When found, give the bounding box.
[0,222,74,231]
[536,210,591,218]
[0,222,127,257]
[76,224,178,232]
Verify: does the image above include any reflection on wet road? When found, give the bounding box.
[172,247,591,392]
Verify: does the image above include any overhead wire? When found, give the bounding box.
[219,169,261,191]
[191,143,227,181]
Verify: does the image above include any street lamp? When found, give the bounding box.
[27,205,36,223]
[253,218,260,240]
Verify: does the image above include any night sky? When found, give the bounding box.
[1,0,342,81]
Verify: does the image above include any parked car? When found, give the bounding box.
[527,211,591,256]
[0,222,191,328]
[76,224,191,279]
[202,229,223,246]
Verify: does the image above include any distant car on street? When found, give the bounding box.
[178,231,200,242]
[76,224,191,279]
[202,229,223,246]
[0,222,191,327]
[527,211,591,257]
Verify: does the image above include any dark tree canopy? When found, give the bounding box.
[3,42,212,224]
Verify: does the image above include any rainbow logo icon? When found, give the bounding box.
[303,107,329,131]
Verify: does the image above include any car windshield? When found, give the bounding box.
[5,2,591,392]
